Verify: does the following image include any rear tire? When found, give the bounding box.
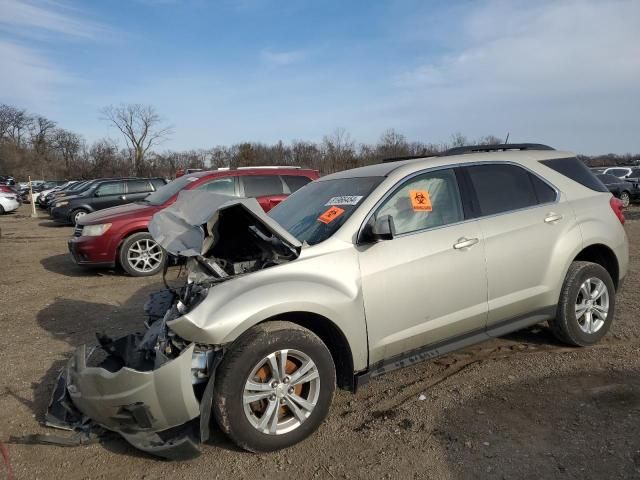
[620,191,630,208]
[213,321,336,452]
[0,204,5,214]
[549,261,616,347]
[119,232,167,277]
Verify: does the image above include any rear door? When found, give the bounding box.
[463,163,581,330]
[240,174,287,211]
[92,181,126,210]
[125,179,155,202]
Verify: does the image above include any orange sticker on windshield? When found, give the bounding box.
[409,190,432,211]
[318,206,345,224]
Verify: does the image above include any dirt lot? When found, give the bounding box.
[1,204,639,480]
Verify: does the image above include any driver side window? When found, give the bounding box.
[376,169,464,235]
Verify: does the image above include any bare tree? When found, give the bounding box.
[449,132,468,148]
[52,129,82,171]
[321,128,356,173]
[101,104,172,174]
[30,116,56,156]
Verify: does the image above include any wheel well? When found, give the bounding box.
[116,229,149,262]
[573,244,619,289]
[260,312,356,392]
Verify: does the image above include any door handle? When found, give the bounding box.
[120,195,126,200]
[453,237,479,250]
[544,212,563,223]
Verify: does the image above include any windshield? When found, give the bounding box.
[144,174,202,206]
[269,176,384,245]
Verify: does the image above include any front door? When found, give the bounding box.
[359,168,488,365]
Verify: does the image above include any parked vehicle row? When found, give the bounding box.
[47,143,629,459]
[71,167,318,275]
[597,174,640,207]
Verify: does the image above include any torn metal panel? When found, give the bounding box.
[148,190,301,257]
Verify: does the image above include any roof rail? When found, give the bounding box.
[440,143,555,156]
[381,154,439,163]
[235,166,301,170]
[381,143,554,164]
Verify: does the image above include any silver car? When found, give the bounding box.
[48,143,629,459]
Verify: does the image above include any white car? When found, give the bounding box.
[603,166,640,179]
[0,191,20,214]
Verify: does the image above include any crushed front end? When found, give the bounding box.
[46,290,223,460]
[46,192,302,459]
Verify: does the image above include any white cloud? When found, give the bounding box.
[390,0,640,153]
[0,39,69,106]
[0,0,109,107]
[0,0,107,39]
[260,48,306,66]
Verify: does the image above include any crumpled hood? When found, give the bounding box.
[148,191,301,257]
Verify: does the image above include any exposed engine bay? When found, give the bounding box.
[39,192,303,459]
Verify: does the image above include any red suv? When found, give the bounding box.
[69,167,319,276]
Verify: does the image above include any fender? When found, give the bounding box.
[167,248,369,371]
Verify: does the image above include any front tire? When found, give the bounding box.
[118,232,167,276]
[549,261,616,346]
[213,321,336,452]
[71,208,88,225]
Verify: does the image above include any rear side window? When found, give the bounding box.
[529,174,557,203]
[242,175,284,197]
[126,180,152,193]
[150,178,166,190]
[465,164,540,216]
[282,175,312,193]
[95,182,124,196]
[541,157,608,192]
[196,177,236,195]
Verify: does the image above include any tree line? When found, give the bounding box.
[0,103,637,181]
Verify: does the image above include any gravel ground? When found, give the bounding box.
[0,204,639,480]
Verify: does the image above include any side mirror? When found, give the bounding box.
[360,215,395,243]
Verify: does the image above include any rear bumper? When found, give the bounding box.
[1,199,20,212]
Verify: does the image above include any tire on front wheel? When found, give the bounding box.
[549,261,616,347]
[118,232,167,276]
[213,321,336,452]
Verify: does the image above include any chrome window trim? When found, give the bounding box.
[356,160,561,243]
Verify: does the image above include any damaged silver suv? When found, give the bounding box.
[48,144,629,459]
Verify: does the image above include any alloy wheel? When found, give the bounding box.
[243,349,321,435]
[126,238,164,273]
[620,192,630,208]
[575,277,609,334]
[74,211,87,224]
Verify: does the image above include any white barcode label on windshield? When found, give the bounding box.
[325,195,363,206]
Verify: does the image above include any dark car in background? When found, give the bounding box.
[70,167,319,276]
[19,180,67,203]
[596,173,640,207]
[51,177,167,225]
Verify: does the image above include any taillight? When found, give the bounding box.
[610,197,625,225]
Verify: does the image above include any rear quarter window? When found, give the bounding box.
[540,157,609,193]
[242,175,285,197]
[282,175,312,193]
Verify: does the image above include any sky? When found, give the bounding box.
[0,0,638,154]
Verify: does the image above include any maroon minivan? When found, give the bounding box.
[69,167,319,276]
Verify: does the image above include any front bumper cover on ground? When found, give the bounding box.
[46,331,221,460]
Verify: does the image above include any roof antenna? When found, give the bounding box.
[504,132,510,144]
